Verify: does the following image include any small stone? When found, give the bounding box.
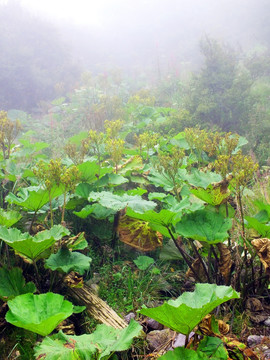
[145,318,163,330]
[264,317,270,326]
[124,312,136,323]
[247,335,263,347]
[173,331,195,348]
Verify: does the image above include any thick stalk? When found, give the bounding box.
[168,228,203,283]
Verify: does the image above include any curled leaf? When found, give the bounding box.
[251,238,270,275]
[217,243,233,285]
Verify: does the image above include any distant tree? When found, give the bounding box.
[0,1,80,111]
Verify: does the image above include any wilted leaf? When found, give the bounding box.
[117,215,163,251]
[251,238,270,274]
[6,293,74,336]
[186,258,208,282]
[217,243,233,285]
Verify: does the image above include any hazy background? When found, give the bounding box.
[0,0,269,110]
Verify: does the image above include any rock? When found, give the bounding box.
[124,312,136,323]
[247,335,263,347]
[264,317,270,326]
[173,331,195,348]
[145,318,163,330]
[147,329,174,351]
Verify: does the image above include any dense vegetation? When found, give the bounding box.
[0,1,270,358]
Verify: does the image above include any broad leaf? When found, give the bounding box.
[89,192,156,213]
[6,293,74,336]
[0,209,22,227]
[45,247,92,275]
[197,336,228,360]
[34,319,142,359]
[159,347,208,360]
[77,161,112,183]
[6,185,64,212]
[175,209,232,244]
[134,256,154,270]
[138,283,239,335]
[185,169,222,189]
[0,225,70,262]
[245,216,270,237]
[0,267,36,300]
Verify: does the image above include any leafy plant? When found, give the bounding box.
[6,293,75,336]
[45,247,92,275]
[138,283,239,336]
[0,267,36,300]
[34,319,142,359]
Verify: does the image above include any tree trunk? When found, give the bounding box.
[64,276,127,329]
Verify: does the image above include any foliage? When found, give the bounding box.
[138,283,239,336]
[0,267,36,300]
[34,319,142,360]
[6,293,74,336]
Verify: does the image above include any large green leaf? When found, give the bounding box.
[197,336,228,360]
[138,283,239,336]
[175,209,232,244]
[245,216,270,237]
[6,293,74,336]
[0,225,70,262]
[0,209,22,227]
[34,319,142,359]
[0,267,36,300]
[77,161,112,183]
[185,169,222,189]
[45,247,92,275]
[6,185,64,212]
[89,192,156,213]
[159,347,208,360]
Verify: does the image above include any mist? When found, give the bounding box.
[0,0,269,110]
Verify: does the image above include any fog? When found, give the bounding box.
[0,0,269,109]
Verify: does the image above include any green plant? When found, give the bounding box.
[138,283,239,338]
[6,292,75,336]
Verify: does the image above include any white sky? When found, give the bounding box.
[21,0,111,27]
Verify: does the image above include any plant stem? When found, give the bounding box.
[168,228,203,283]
